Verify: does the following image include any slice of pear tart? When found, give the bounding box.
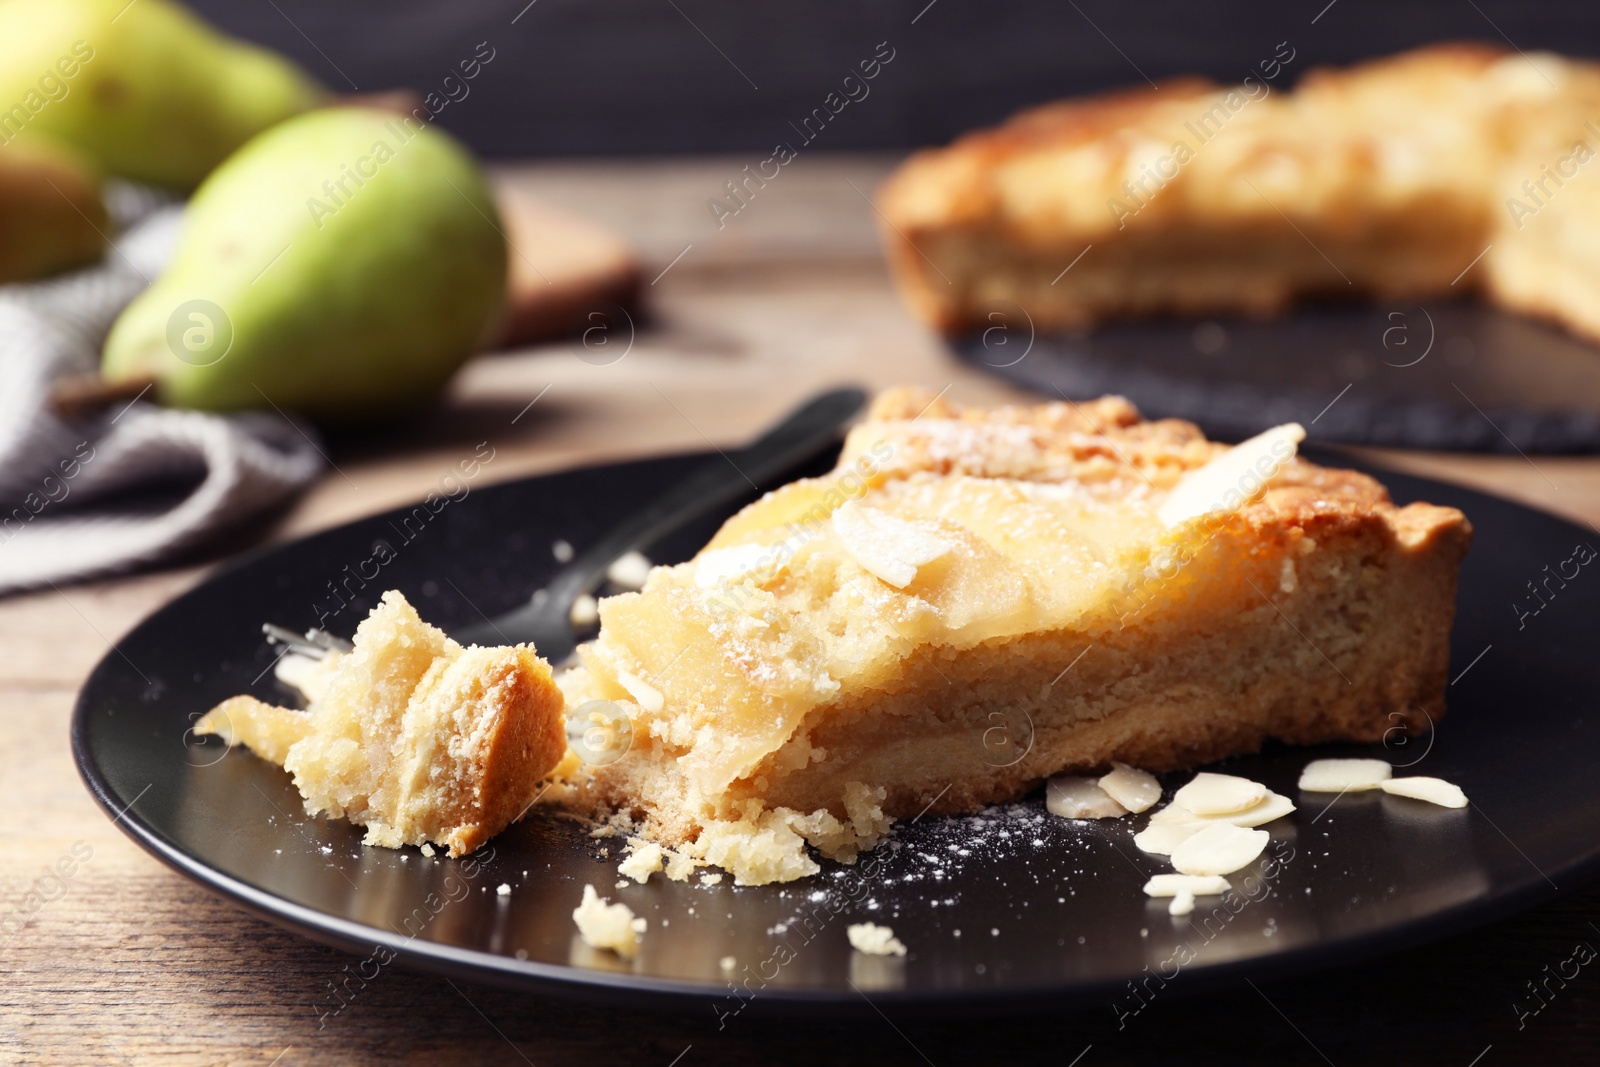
[557,387,1470,884]
[200,388,1470,886]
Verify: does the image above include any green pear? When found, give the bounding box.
[0,0,324,188]
[101,107,507,420]
[0,136,105,283]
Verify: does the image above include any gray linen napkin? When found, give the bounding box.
[0,185,325,594]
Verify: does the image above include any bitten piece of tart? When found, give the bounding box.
[196,590,566,857]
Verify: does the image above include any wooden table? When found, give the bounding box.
[4,156,1597,1065]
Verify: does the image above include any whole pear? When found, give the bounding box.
[0,0,324,188]
[0,137,106,283]
[101,107,507,419]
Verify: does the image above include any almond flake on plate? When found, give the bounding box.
[1152,791,1296,829]
[1132,820,1204,856]
[1380,776,1468,808]
[1172,772,1267,815]
[1298,758,1393,793]
[1046,776,1128,819]
[1099,762,1162,813]
[1170,823,1270,876]
[1168,888,1196,916]
[1143,873,1231,897]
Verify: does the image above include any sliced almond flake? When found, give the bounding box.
[694,543,781,589]
[1149,802,1205,827]
[1298,757,1393,793]
[1170,823,1270,877]
[1046,776,1128,820]
[1154,790,1296,829]
[1158,423,1306,527]
[1132,820,1204,856]
[831,500,955,588]
[1168,888,1196,916]
[1099,762,1162,813]
[616,669,664,713]
[1214,791,1296,827]
[1143,874,1231,897]
[1380,776,1468,808]
[1172,772,1267,816]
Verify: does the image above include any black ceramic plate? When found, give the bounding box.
[73,447,1600,1014]
[957,301,1600,452]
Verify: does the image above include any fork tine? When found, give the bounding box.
[262,623,353,658]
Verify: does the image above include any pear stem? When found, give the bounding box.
[50,373,158,420]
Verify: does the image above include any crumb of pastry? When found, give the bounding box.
[618,841,664,884]
[572,885,645,960]
[847,922,907,957]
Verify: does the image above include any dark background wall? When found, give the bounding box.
[188,1,1600,157]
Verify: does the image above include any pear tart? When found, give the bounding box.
[560,388,1471,884]
[877,44,1600,340]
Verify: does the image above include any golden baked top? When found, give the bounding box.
[834,385,1391,514]
[571,389,1458,804]
[878,44,1600,243]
